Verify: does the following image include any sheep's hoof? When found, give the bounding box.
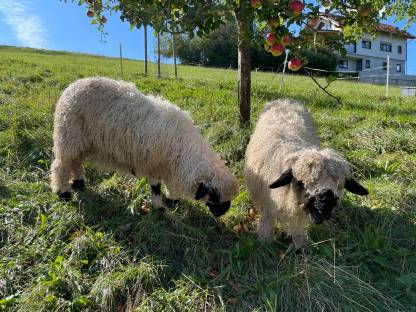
[58,191,72,201]
[72,180,85,191]
[164,198,180,208]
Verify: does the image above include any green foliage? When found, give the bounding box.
[299,47,339,73]
[162,20,286,70]
[65,0,407,58]
[1,45,416,311]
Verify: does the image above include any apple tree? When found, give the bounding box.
[65,0,410,126]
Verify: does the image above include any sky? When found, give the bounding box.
[0,0,415,74]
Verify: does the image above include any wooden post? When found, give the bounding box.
[280,48,290,91]
[157,32,161,78]
[385,54,390,98]
[144,25,148,75]
[172,33,178,79]
[119,43,124,79]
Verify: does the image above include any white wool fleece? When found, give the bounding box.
[51,77,238,202]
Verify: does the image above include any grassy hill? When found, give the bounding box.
[1,45,416,311]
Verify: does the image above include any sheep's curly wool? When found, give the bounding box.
[51,77,238,206]
[245,98,360,247]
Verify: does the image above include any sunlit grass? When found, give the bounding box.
[0,45,415,311]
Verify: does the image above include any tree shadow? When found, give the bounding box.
[0,184,9,200]
[74,185,291,309]
[251,86,416,118]
[72,179,416,311]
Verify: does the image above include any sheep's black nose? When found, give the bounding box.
[207,201,231,217]
[315,189,338,219]
[307,189,338,224]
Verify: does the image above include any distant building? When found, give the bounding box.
[307,15,416,86]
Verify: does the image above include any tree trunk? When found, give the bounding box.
[235,6,253,127]
[172,33,178,79]
[144,25,148,75]
[157,32,161,78]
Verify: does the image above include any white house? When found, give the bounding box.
[308,15,416,86]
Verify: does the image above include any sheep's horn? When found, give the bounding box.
[269,169,293,188]
[344,178,369,196]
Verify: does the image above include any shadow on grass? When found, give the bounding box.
[71,183,416,311]
[74,186,292,310]
[0,184,10,199]
[252,87,416,118]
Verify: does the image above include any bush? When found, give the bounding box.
[299,47,339,74]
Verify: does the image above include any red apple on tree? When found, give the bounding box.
[264,43,272,53]
[271,43,284,56]
[268,17,279,29]
[322,0,331,8]
[360,7,371,17]
[86,10,94,18]
[266,32,276,45]
[250,0,261,9]
[281,34,291,45]
[100,16,107,24]
[288,58,303,71]
[288,0,304,17]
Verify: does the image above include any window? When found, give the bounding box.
[362,40,372,49]
[380,43,392,52]
[338,60,348,69]
[396,64,402,72]
[382,62,387,71]
[365,60,371,69]
[346,43,356,53]
[398,46,402,54]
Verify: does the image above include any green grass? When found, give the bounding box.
[1,44,416,311]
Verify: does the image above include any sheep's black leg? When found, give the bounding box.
[151,183,161,195]
[58,191,72,201]
[72,179,85,191]
[71,157,85,191]
[164,198,180,208]
[150,182,163,209]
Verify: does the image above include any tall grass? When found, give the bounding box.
[0,45,415,311]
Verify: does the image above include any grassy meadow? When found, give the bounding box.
[1,45,416,311]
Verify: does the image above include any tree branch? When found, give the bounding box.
[306,69,342,105]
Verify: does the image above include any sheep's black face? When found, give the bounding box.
[206,201,231,217]
[195,182,231,217]
[305,189,338,224]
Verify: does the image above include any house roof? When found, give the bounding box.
[307,15,416,39]
[377,23,416,39]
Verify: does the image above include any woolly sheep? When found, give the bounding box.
[50,77,238,217]
[244,99,368,247]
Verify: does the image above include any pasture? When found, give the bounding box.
[1,45,416,311]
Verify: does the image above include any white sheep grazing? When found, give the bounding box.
[245,99,368,247]
[50,77,238,217]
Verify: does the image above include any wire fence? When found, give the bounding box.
[135,50,416,99]
[5,44,414,122]
[133,42,416,89]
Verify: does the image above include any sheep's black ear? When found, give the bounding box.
[195,182,209,200]
[269,169,293,189]
[345,178,368,196]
